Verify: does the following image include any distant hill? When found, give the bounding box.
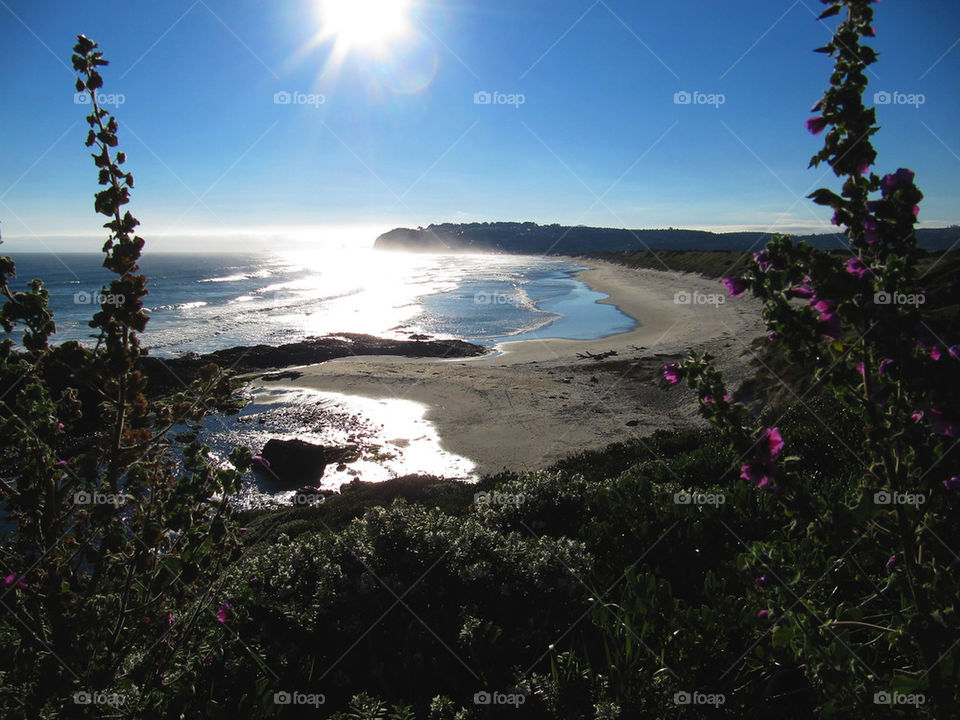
[374,222,960,254]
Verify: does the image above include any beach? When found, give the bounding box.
[247,259,766,477]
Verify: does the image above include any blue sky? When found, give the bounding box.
[1,0,958,252]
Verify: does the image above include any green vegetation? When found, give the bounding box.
[1,2,958,718]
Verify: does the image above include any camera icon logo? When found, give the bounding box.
[274,691,292,705]
[474,91,492,105]
[873,491,892,505]
[274,91,292,105]
[873,291,891,305]
[674,691,692,705]
[474,292,491,305]
[874,691,892,704]
[674,90,691,105]
[674,290,691,305]
[674,491,692,505]
[73,691,93,705]
[473,491,490,505]
[874,91,891,105]
[73,92,91,105]
[74,290,92,305]
[474,691,492,704]
[74,490,92,505]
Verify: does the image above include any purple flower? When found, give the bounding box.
[662,364,683,385]
[760,427,784,460]
[943,477,960,494]
[856,362,865,376]
[252,455,271,469]
[55,460,69,469]
[753,250,774,272]
[911,410,924,422]
[856,161,871,175]
[757,609,771,619]
[886,555,896,571]
[168,612,175,626]
[844,257,872,279]
[755,575,769,587]
[806,116,828,135]
[949,345,959,360]
[878,358,894,375]
[722,276,748,298]
[811,99,824,112]
[216,602,233,623]
[862,217,881,244]
[741,461,776,489]
[57,423,64,431]
[880,168,915,196]
[4,573,27,589]
[790,285,815,300]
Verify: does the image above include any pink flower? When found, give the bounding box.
[168,612,175,626]
[4,573,27,589]
[662,364,683,385]
[806,116,828,135]
[886,555,896,571]
[862,217,881,244]
[911,410,924,422]
[790,285,815,300]
[856,362,865,376]
[844,257,872,279]
[878,358,894,375]
[216,602,233,623]
[722,276,748,298]
[755,575,769,587]
[757,609,771,619]
[55,460,69,469]
[753,250,774,272]
[741,461,776,489]
[760,427,784,459]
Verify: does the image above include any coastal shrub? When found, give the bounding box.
[0,37,252,718]
[207,500,591,713]
[659,0,960,715]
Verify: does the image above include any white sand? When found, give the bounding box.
[258,259,765,476]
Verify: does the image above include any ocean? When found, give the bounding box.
[5,247,636,505]
[6,249,635,355]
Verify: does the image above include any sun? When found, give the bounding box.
[318,0,412,54]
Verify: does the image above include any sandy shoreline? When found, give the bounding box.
[250,259,766,478]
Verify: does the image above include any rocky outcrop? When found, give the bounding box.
[254,438,358,484]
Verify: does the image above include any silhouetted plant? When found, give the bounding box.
[0,35,252,718]
[664,0,959,715]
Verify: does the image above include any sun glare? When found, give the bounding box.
[319,0,411,53]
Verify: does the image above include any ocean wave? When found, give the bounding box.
[148,301,209,312]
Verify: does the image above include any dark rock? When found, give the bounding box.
[255,438,357,484]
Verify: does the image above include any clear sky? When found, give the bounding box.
[1,0,958,252]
